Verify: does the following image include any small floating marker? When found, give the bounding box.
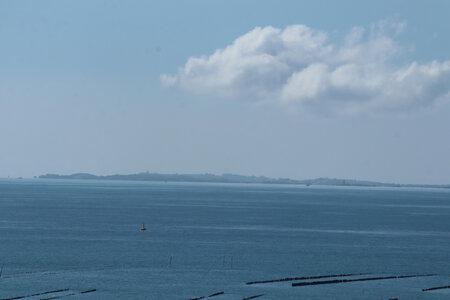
[141,223,146,231]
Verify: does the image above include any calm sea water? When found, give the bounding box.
[0,179,449,299]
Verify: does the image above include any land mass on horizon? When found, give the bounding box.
[38,172,450,189]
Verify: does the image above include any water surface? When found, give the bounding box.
[0,179,449,299]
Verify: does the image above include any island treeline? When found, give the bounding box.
[38,172,450,189]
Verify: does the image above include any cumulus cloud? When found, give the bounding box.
[161,21,450,114]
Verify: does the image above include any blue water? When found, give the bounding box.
[0,179,449,299]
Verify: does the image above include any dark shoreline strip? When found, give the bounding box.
[242,294,264,300]
[189,291,224,300]
[423,285,450,292]
[292,274,436,287]
[40,289,97,300]
[1,289,69,300]
[39,293,76,300]
[246,272,372,285]
[208,291,224,297]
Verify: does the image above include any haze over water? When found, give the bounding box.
[0,179,449,299]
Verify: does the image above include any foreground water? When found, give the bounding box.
[0,179,449,299]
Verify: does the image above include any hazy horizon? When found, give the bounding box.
[1,1,450,185]
[4,170,450,186]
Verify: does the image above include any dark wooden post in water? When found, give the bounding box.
[169,256,172,266]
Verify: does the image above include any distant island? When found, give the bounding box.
[38,172,450,189]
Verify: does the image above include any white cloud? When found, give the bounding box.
[162,22,450,115]
[160,74,177,87]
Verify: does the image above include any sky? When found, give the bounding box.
[1,0,450,184]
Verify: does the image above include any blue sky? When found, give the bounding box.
[1,0,450,184]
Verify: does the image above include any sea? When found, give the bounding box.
[0,179,449,299]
